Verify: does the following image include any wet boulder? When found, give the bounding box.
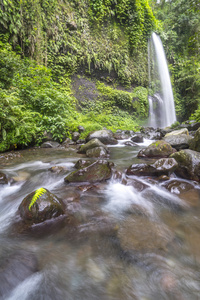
[183,121,200,131]
[74,159,93,169]
[189,128,200,152]
[138,140,176,158]
[72,131,80,142]
[78,138,108,154]
[131,134,144,143]
[76,139,86,144]
[126,158,178,177]
[61,138,73,147]
[86,129,118,145]
[64,160,113,183]
[162,179,194,194]
[113,131,130,140]
[19,188,65,224]
[78,125,85,133]
[49,166,67,174]
[41,141,60,148]
[170,149,200,182]
[140,127,162,140]
[163,134,193,150]
[164,128,189,137]
[0,172,9,184]
[86,146,108,158]
[124,141,137,147]
[157,175,170,182]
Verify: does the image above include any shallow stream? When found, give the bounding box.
[0,141,200,300]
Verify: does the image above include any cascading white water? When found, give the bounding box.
[148,32,176,128]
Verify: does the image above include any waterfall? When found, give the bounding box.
[148,32,176,128]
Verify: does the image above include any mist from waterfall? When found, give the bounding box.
[148,32,176,128]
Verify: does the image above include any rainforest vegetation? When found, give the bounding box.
[0,0,199,152]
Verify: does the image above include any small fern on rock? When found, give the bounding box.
[29,188,47,211]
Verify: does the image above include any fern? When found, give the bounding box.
[29,188,47,211]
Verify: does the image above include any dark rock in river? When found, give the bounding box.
[170,149,200,182]
[113,131,130,140]
[41,141,60,148]
[64,160,113,183]
[61,138,73,147]
[140,127,162,140]
[126,158,178,177]
[72,131,80,142]
[124,141,137,147]
[131,134,144,143]
[163,134,193,150]
[49,166,67,174]
[162,179,194,194]
[86,146,108,158]
[19,188,65,224]
[189,128,200,152]
[74,159,93,169]
[86,129,118,145]
[78,138,108,154]
[183,121,200,131]
[138,140,176,158]
[0,172,9,184]
[76,139,86,144]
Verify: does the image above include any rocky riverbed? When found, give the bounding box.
[1,125,200,300]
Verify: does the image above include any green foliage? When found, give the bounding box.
[29,188,47,211]
[0,89,41,152]
[0,0,158,86]
[0,40,78,151]
[170,121,180,129]
[95,82,148,117]
[0,0,159,152]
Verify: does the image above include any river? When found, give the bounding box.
[0,140,200,300]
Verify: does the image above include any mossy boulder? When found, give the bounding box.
[64,160,113,183]
[189,128,200,152]
[138,140,176,158]
[86,146,108,158]
[86,130,118,145]
[165,128,189,137]
[170,149,200,182]
[19,188,65,224]
[78,138,108,154]
[163,134,193,150]
[126,158,178,176]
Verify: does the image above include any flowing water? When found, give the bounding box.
[0,142,200,300]
[148,33,176,128]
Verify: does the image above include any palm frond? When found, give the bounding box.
[29,188,47,211]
